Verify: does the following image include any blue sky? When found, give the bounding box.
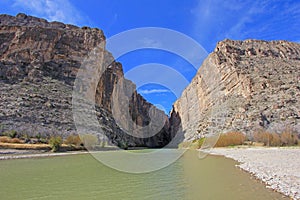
[1,0,300,114]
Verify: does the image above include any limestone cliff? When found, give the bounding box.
[0,13,169,147]
[170,39,300,141]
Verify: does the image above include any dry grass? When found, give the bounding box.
[0,142,85,151]
[0,136,23,144]
[64,135,82,146]
[0,136,9,143]
[215,132,246,147]
[253,131,272,146]
[252,128,299,146]
[0,142,51,150]
[10,138,23,144]
[281,129,299,146]
[81,134,98,149]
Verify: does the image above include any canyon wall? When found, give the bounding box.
[1,13,299,147]
[0,13,169,147]
[170,39,300,141]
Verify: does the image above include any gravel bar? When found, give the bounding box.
[208,147,300,200]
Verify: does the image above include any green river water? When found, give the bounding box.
[0,150,287,200]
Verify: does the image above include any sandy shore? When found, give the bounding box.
[208,147,300,200]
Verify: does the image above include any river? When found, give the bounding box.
[0,150,287,200]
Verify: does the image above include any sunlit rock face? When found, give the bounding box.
[0,13,170,147]
[170,39,300,141]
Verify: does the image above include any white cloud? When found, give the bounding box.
[138,89,171,95]
[12,0,87,25]
[191,0,261,39]
[140,37,162,48]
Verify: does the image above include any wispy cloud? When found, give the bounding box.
[139,37,162,48]
[138,89,171,95]
[12,0,88,26]
[191,0,300,51]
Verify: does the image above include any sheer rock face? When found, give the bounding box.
[0,13,169,147]
[170,39,300,141]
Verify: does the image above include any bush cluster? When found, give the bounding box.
[2,130,18,138]
[64,135,82,146]
[49,136,63,152]
[179,127,299,149]
[118,140,128,150]
[215,132,246,147]
[252,128,299,146]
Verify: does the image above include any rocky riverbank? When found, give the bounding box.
[209,147,300,200]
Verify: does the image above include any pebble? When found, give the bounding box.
[209,147,300,200]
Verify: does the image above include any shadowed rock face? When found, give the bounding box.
[170,39,300,141]
[0,13,170,147]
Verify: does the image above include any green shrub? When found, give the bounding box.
[197,138,205,148]
[3,130,18,138]
[100,140,107,148]
[49,136,62,152]
[118,140,128,150]
[178,138,205,149]
[0,124,4,135]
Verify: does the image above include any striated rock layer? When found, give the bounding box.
[0,13,169,147]
[170,39,300,141]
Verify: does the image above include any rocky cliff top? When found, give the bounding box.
[0,13,103,33]
[215,39,300,58]
[213,39,300,74]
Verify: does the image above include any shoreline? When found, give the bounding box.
[0,149,89,160]
[206,147,300,200]
[0,146,133,160]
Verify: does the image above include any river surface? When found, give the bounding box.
[0,150,287,200]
